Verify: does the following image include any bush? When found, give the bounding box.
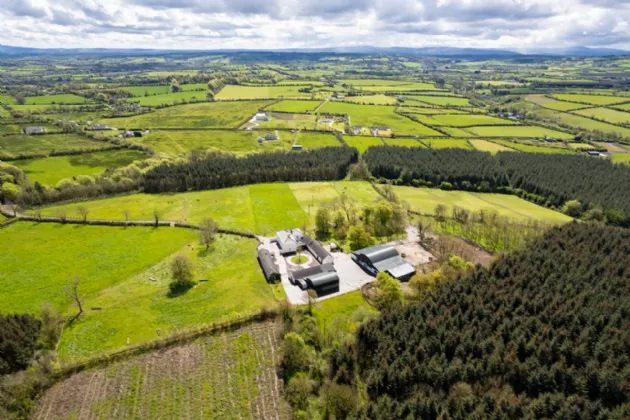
[0,314,41,375]
[286,373,315,411]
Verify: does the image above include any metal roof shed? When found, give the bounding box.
[258,248,280,283]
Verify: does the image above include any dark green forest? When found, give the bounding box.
[333,222,630,418]
[144,147,358,192]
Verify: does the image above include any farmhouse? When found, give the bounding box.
[586,150,602,156]
[254,112,271,121]
[352,244,415,281]
[275,228,333,263]
[23,126,45,135]
[351,126,364,135]
[290,263,339,295]
[292,144,303,151]
[265,133,279,140]
[319,118,333,124]
[257,248,280,283]
[93,124,115,130]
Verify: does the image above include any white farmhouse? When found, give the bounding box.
[254,112,271,121]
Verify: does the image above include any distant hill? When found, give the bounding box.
[0,43,628,58]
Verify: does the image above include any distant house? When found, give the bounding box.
[265,133,279,141]
[319,118,333,124]
[292,144,303,151]
[276,228,303,254]
[93,124,115,131]
[352,244,415,281]
[397,95,405,102]
[351,126,364,135]
[23,126,45,135]
[586,150,602,156]
[122,130,135,138]
[254,113,271,122]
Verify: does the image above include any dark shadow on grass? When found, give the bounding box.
[197,244,216,258]
[167,281,195,298]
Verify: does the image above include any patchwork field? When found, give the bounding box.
[215,85,310,100]
[421,114,516,126]
[340,79,439,92]
[398,107,464,115]
[422,139,473,149]
[24,94,90,104]
[407,95,471,107]
[0,94,17,104]
[491,139,575,154]
[255,113,331,130]
[526,95,589,111]
[99,101,271,129]
[343,94,397,105]
[551,93,629,106]
[13,149,146,185]
[129,91,209,107]
[383,138,426,147]
[469,139,514,153]
[265,99,323,113]
[572,107,630,124]
[122,84,207,97]
[0,124,24,134]
[466,125,574,139]
[344,136,385,153]
[295,132,342,149]
[136,130,288,154]
[35,321,290,419]
[440,127,475,137]
[0,133,107,158]
[319,102,444,136]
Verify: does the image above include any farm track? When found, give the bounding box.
[31,321,290,420]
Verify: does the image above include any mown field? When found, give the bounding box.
[551,93,629,106]
[572,107,630,124]
[469,139,514,153]
[407,95,471,106]
[265,99,322,113]
[295,132,341,149]
[136,130,288,154]
[99,101,271,129]
[129,91,209,107]
[526,95,589,111]
[423,139,473,149]
[466,125,574,139]
[344,136,385,153]
[255,113,331,131]
[14,149,146,185]
[0,133,106,158]
[343,94,397,105]
[491,139,575,154]
[23,94,90,105]
[319,102,444,136]
[34,321,289,419]
[419,114,516,126]
[215,85,310,100]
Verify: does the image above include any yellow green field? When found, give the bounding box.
[469,139,515,153]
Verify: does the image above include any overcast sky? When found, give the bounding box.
[1,0,629,51]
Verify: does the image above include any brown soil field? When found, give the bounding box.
[33,321,290,420]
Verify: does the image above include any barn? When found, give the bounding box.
[351,244,415,281]
[289,262,338,294]
[258,248,280,283]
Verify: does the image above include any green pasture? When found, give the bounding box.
[340,79,438,92]
[552,94,629,106]
[422,139,473,149]
[0,124,22,134]
[440,127,475,137]
[392,186,572,223]
[215,85,310,100]
[265,100,323,113]
[24,94,90,105]
[469,139,514,153]
[567,142,596,150]
[99,100,271,129]
[255,113,331,131]
[14,149,146,185]
[0,94,17,104]
[613,103,630,111]
[136,130,288,154]
[319,102,444,136]
[0,133,106,158]
[398,107,463,115]
[467,125,574,139]
[491,139,575,154]
[295,132,342,149]
[129,91,209,107]
[611,153,630,164]
[422,114,516,126]
[525,95,588,111]
[122,85,170,96]
[572,107,630,124]
[344,136,384,153]
[383,138,425,147]
[343,94,397,105]
[407,95,471,106]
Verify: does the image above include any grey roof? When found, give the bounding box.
[353,245,399,264]
[277,229,301,247]
[387,263,416,280]
[258,248,279,281]
[24,126,44,133]
[301,234,332,264]
[306,272,339,289]
[291,263,335,281]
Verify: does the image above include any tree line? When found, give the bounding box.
[363,146,630,226]
[332,222,630,418]
[144,147,358,193]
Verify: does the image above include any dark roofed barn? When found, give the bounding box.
[290,263,335,285]
[258,248,280,283]
[352,244,415,281]
[305,272,339,296]
[301,234,333,264]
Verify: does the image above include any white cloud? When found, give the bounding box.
[0,0,629,50]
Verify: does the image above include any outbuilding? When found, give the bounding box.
[352,244,415,281]
[24,126,45,135]
[305,271,339,296]
[258,248,280,283]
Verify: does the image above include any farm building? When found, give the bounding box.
[301,234,333,264]
[586,150,602,156]
[352,244,415,281]
[290,263,339,295]
[275,229,332,263]
[93,124,115,131]
[257,248,280,283]
[254,113,271,121]
[319,118,333,124]
[265,133,279,140]
[23,126,45,135]
[292,145,303,151]
[351,126,364,135]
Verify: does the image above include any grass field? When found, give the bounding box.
[392,186,572,223]
[383,138,426,147]
[0,133,106,158]
[340,79,438,92]
[14,149,146,185]
[567,142,596,150]
[255,113,330,131]
[35,321,289,418]
[422,114,516,126]
[525,95,588,111]
[295,132,342,149]
[0,94,17,104]
[407,95,471,107]
[136,130,288,154]
[466,125,574,139]
[122,84,207,97]
[344,136,384,153]
[492,139,575,154]
[611,153,630,164]
[99,101,271,129]
[572,107,630,124]
[319,102,444,136]
[129,91,209,107]
[423,139,473,149]
[343,94,397,105]
[551,94,629,106]
[0,124,22,134]
[440,127,475,137]
[215,85,310,100]
[398,107,463,115]
[265,99,323,113]
[24,94,90,104]
[469,139,514,153]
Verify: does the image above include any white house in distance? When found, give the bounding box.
[254,112,271,121]
[276,228,303,254]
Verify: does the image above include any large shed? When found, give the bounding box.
[352,244,415,281]
[290,263,336,288]
[301,234,333,264]
[305,272,339,296]
[258,248,280,283]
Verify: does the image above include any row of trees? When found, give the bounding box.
[329,222,630,418]
[144,147,358,193]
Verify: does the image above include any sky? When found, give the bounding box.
[1,0,629,51]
